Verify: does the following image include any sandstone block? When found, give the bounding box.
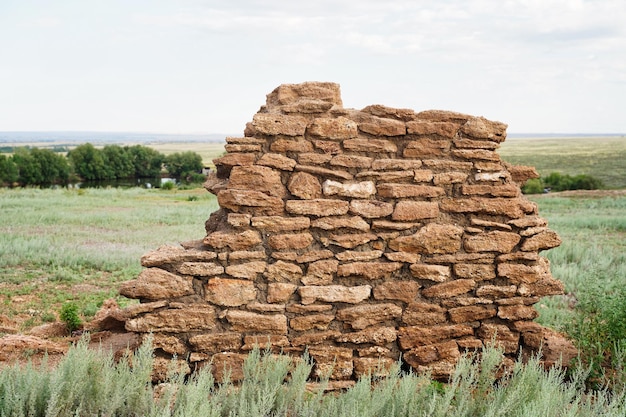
[354,357,396,379]
[440,197,527,218]
[349,200,394,218]
[373,281,421,303]
[189,332,242,353]
[292,330,341,346]
[264,261,303,282]
[224,144,262,153]
[126,304,216,333]
[252,113,308,136]
[119,268,194,300]
[448,305,497,323]
[287,304,333,314]
[453,264,496,281]
[422,159,473,171]
[337,303,403,330]
[410,264,450,282]
[402,302,447,325]
[461,184,519,197]
[311,215,370,231]
[251,216,310,232]
[313,140,342,154]
[270,138,314,153]
[266,82,341,108]
[398,325,474,349]
[422,279,476,298]
[336,250,383,262]
[298,152,332,165]
[477,323,519,353]
[268,233,314,250]
[476,285,517,298]
[343,139,398,153]
[308,116,358,140]
[451,149,500,161]
[372,220,420,230]
[377,183,445,198]
[217,189,284,216]
[211,352,247,382]
[176,262,224,277]
[325,233,378,249]
[433,172,469,185]
[371,159,423,170]
[213,152,256,168]
[521,230,562,251]
[225,261,267,279]
[384,252,421,263]
[336,326,398,344]
[460,117,507,142]
[224,310,288,334]
[296,250,334,263]
[330,154,373,168]
[337,262,402,279]
[228,166,286,198]
[267,283,298,303]
[404,340,460,367]
[241,335,290,351]
[403,139,451,158]
[406,121,458,138]
[392,201,439,221]
[389,223,463,254]
[322,179,376,198]
[140,245,217,267]
[361,104,417,121]
[204,230,263,251]
[229,250,267,261]
[257,153,297,171]
[286,199,349,216]
[414,170,436,182]
[464,231,521,253]
[227,213,252,228]
[205,278,257,306]
[355,170,415,182]
[498,305,539,321]
[517,277,564,297]
[290,314,335,331]
[150,334,188,355]
[309,347,354,380]
[287,172,322,199]
[453,137,499,149]
[295,164,353,180]
[497,261,550,285]
[357,115,406,136]
[299,285,372,305]
[303,259,339,284]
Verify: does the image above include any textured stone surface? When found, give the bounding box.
[119,81,569,384]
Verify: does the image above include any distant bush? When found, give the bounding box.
[522,172,603,194]
[164,151,203,179]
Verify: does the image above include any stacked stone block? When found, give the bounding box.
[119,82,569,381]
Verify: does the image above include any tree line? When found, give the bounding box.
[0,144,204,186]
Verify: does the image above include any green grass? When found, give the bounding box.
[499,136,626,189]
[0,187,217,328]
[3,339,626,417]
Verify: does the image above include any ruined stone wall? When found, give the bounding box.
[119,82,572,382]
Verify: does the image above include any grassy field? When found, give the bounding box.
[0,187,217,330]
[499,135,626,189]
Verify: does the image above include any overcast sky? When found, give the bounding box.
[1,0,625,134]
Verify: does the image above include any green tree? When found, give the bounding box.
[12,147,43,185]
[102,145,134,179]
[164,151,203,179]
[0,154,19,185]
[126,145,165,178]
[68,143,108,181]
[30,148,70,184]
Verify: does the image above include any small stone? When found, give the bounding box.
[224,310,288,334]
[264,261,303,282]
[268,233,314,250]
[464,231,521,253]
[402,302,447,326]
[335,250,383,262]
[267,283,298,303]
[270,138,314,153]
[398,325,474,349]
[204,230,263,251]
[311,215,370,231]
[228,165,286,198]
[389,223,463,254]
[373,281,421,303]
[410,264,450,282]
[176,262,224,277]
[392,201,439,221]
[349,200,394,218]
[330,154,373,168]
[288,172,322,199]
[371,159,423,170]
[251,216,311,232]
[119,268,194,300]
[337,262,403,279]
[337,326,398,344]
[225,261,267,279]
[453,264,496,281]
[337,303,403,330]
[290,314,335,331]
[295,164,353,180]
[448,305,497,323]
[498,305,539,321]
[299,285,372,304]
[257,153,297,171]
[205,278,257,307]
[422,279,476,298]
[217,189,284,216]
[252,113,308,136]
[126,304,216,333]
[343,139,398,153]
[403,139,451,157]
[307,116,358,140]
[286,199,350,216]
[325,233,378,249]
[377,183,445,198]
[520,230,562,251]
[227,213,252,228]
[322,180,376,198]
